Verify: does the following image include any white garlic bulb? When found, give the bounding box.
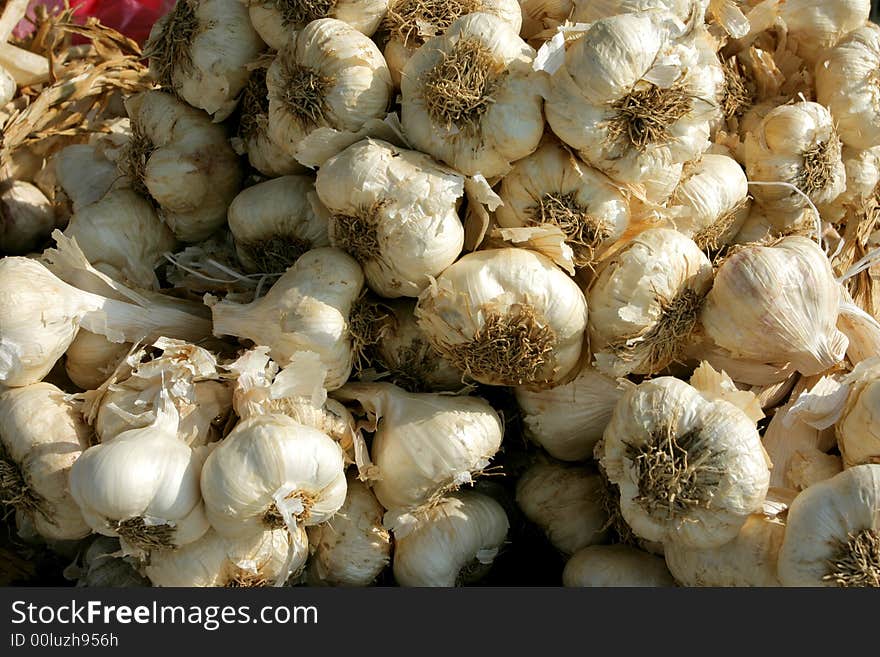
[145,0,265,120]
[834,359,880,468]
[516,461,608,554]
[392,491,509,587]
[334,383,503,514]
[401,12,544,179]
[563,545,675,587]
[228,175,331,274]
[780,0,870,64]
[0,180,56,256]
[70,397,210,554]
[601,377,771,549]
[542,13,721,187]
[210,247,364,390]
[816,25,880,151]
[64,330,131,391]
[121,91,243,243]
[588,227,713,377]
[415,248,588,388]
[200,414,347,538]
[744,102,846,216]
[701,236,848,376]
[64,189,177,290]
[664,514,784,586]
[383,0,522,86]
[0,383,90,541]
[247,0,388,50]
[515,364,622,462]
[496,141,631,269]
[146,526,307,587]
[777,464,880,587]
[665,153,751,251]
[571,0,708,24]
[316,139,464,298]
[266,18,392,168]
[306,475,392,586]
[54,144,121,213]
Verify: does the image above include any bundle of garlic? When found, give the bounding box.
[247,0,389,50]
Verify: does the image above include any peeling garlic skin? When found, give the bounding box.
[563,545,676,587]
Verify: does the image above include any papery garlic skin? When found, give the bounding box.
[64,189,177,289]
[416,248,588,388]
[146,526,307,587]
[64,330,131,391]
[835,360,880,468]
[248,0,389,50]
[515,365,622,462]
[602,377,771,549]
[496,141,631,269]
[122,91,243,243]
[383,0,522,86]
[146,0,265,121]
[401,12,543,179]
[588,228,713,377]
[666,154,750,250]
[778,464,880,587]
[563,545,675,587]
[210,248,364,390]
[817,25,880,151]
[543,13,721,186]
[571,0,708,24]
[392,491,509,587]
[664,514,784,586]
[334,383,503,514]
[744,102,846,215]
[516,461,608,554]
[781,0,870,64]
[200,414,347,538]
[786,450,843,491]
[702,236,848,376]
[306,475,392,586]
[0,65,15,106]
[0,180,56,255]
[228,175,331,274]
[0,383,90,541]
[316,139,464,298]
[69,401,210,553]
[266,18,392,167]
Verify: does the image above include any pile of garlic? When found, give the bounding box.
[4,0,880,588]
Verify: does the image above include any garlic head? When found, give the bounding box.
[247,0,389,50]
[563,545,675,587]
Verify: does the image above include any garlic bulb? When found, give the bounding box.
[744,102,846,216]
[665,153,750,251]
[588,228,713,377]
[515,364,622,462]
[415,248,588,388]
[786,450,843,491]
[515,461,608,554]
[200,414,347,538]
[0,383,90,541]
[248,0,388,50]
[334,383,503,514]
[777,464,880,587]
[64,189,177,290]
[120,91,243,243]
[571,0,708,24]
[146,526,308,587]
[54,144,121,213]
[542,13,721,187]
[834,359,880,468]
[372,299,465,392]
[210,247,364,390]
[0,180,56,255]
[383,0,522,86]
[316,139,465,298]
[400,12,544,179]
[266,18,392,167]
[64,331,131,391]
[69,397,210,553]
[228,175,331,274]
[701,236,848,376]
[601,377,771,549]
[306,475,392,586]
[75,537,149,588]
[816,25,880,151]
[496,141,631,269]
[145,0,265,120]
[0,64,14,106]
[780,0,870,64]
[392,491,509,587]
[563,545,675,587]
[664,514,784,586]
[233,67,305,177]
